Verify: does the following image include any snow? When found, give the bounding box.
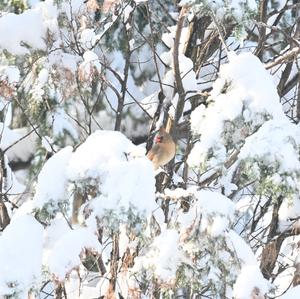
[162,69,175,102]
[239,119,300,176]
[123,4,134,22]
[227,230,257,265]
[179,54,198,92]
[67,130,135,180]
[179,0,257,22]
[48,50,79,74]
[67,130,157,224]
[272,234,300,296]
[60,0,85,20]
[36,68,49,86]
[78,50,101,81]
[51,108,79,140]
[0,0,59,55]
[82,50,100,69]
[164,187,193,200]
[97,158,156,212]
[280,285,300,299]
[140,92,159,117]
[160,50,197,96]
[0,123,36,162]
[195,189,235,217]
[188,52,285,170]
[0,0,81,56]
[161,26,190,53]
[33,146,73,209]
[46,227,101,280]
[2,155,26,198]
[80,28,100,49]
[44,218,70,250]
[233,265,269,299]
[278,196,300,232]
[221,52,283,117]
[133,227,182,282]
[27,0,40,7]
[159,26,197,113]
[41,136,56,152]
[0,65,20,84]
[29,67,50,102]
[0,215,43,297]
[0,0,299,297]
[44,220,102,289]
[237,118,300,194]
[65,270,81,298]
[273,266,295,298]
[178,190,235,237]
[0,10,46,54]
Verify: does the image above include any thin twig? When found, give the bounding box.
[172,6,189,131]
[265,47,300,69]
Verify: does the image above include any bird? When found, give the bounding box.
[146,126,176,170]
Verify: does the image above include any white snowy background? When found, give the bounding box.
[0,0,299,298]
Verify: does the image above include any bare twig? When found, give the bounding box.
[172,6,189,133]
[209,10,230,55]
[265,47,300,69]
[255,0,269,59]
[114,10,134,131]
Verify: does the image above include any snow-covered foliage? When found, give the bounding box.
[233,265,269,299]
[33,146,73,212]
[67,130,157,229]
[189,52,300,199]
[0,215,43,297]
[180,0,256,39]
[0,129,157,297]
[0,0,300,298]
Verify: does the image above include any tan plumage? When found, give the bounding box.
[147,126,176,170]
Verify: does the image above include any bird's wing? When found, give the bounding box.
[146,150,155,161]
[146,144,160,161]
